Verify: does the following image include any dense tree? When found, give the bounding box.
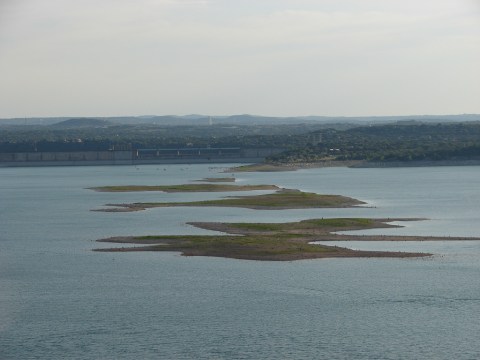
[267,123,480,163]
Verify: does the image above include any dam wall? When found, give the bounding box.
[0,148,284,167]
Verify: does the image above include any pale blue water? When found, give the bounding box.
[1,164,480,359]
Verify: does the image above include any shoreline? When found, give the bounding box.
[351,159,480,168]
[2,158,480,170]
[228,160,480,172]
[228,160,361,172]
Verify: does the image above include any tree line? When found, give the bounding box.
[2,121,480,164]
[267,123,480,163]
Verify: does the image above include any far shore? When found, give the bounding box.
[228,160,362,172]
[228,159,480,172]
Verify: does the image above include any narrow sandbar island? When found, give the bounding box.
[94,218,480,261]
[196,177,236,182]
[89,183,277,192]
[93,189,365,212]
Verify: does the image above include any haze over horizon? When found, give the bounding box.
[1,0,479,118]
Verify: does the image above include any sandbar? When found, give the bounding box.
[196,177,236,182]
[89,183,277,192]
[93,218,477,261]
[95,189,365,212]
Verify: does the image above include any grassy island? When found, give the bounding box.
[94,217,465,261]
[197,177,236,182]
[228,161,362,173]
[89,183,278,192]
[96,189,365,212]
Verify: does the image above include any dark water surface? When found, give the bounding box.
[1,164,480,359]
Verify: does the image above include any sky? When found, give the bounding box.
[1,0,479,118]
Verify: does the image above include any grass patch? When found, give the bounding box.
[301,218,374,227]
[229,218,374,233]
[99,233,334,259]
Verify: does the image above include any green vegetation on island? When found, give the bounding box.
[97,189,365,212]
[95,218,443,261]
[89,183,277,192]
[197,177,236,182]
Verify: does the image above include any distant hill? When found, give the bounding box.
[51,118,113,128]
[1,114,480,126]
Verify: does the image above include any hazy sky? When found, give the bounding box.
[1,0,479,118]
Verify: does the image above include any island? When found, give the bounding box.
[89,183,277,192]
[196,177,236,182]
[93,217,479,261]
[94,189,365,212]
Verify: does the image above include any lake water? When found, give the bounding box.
[1,164,480,359]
